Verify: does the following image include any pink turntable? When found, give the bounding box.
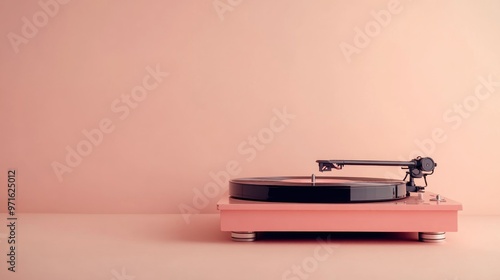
[218,157,463,242]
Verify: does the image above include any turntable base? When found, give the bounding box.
[217,192,462,242]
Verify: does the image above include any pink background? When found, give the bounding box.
[1,0,499,215]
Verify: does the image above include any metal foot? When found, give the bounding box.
[418,232,446,243]
[231,231,256,242]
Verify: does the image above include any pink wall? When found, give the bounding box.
[0,0,499,216]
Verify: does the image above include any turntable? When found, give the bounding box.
[217,157,462,242]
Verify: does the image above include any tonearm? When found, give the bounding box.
[316,156,436,192]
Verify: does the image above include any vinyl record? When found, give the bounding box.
[229,176,407,203]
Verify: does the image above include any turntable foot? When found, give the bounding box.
[418,232,446,242]
[231,231,256,242]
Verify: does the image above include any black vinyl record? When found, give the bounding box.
[229,176,407,203]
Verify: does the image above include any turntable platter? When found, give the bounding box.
[229,176,407,203]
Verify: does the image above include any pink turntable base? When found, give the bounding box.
[218,192,463,242]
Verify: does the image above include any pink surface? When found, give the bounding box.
[0,214,499,280]
[218,192,461,232]
[218,192,462,211]
[0,0,500,215]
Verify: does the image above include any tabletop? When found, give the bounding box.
[0,213,498,280]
